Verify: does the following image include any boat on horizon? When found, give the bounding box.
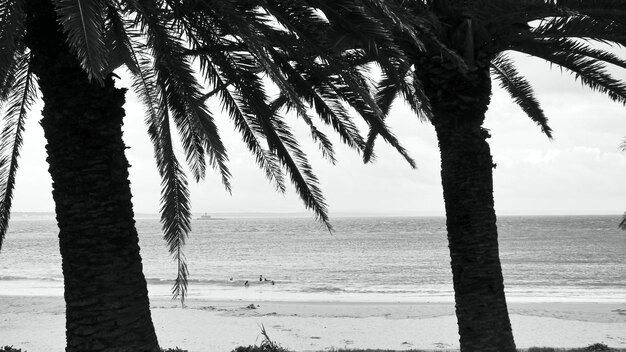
[196,213,223,220]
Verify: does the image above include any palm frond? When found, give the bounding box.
[0,0,26,86]
[265,113,332,231]
[124,36,192,304]
[155,84,191,305]
[200,55,286,193]
[532,14,626,46]
[202,44,331,229]
[0,47,25,105]
[556,0,626,13]
[362,0,425,51]
[331,77,416,168]
[259,0,417,168]
[272,94,336,164]
[558,39,626,70]
[511,39,626,106]
[475,1,564,25]
[53,0,108,81]
[304,0,402,57]
[491,53,552,138]
[0,52,35,250]
[179,3,335,225]
[239,87,333,230]
[129,1,231,189]
[363,64,432,164]
[265,45,365,153]
[187,16,332,228]
[228,15,318,136]
[337,72,417,168]
[362,73,401,164]
[103,4,140,74]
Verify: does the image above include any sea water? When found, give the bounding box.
[0,215,624,303]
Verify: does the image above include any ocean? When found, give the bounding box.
[0,215,625,303]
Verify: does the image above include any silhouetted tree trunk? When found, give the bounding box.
[421,56,516,352]
[24,1,160,351]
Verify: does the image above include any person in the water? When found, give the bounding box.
[244,280,249,286]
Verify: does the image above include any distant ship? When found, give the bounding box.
[196,213,222,220]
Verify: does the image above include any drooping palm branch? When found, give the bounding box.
[490,53,552,138]
[363,0,626,157]
[0,0,424,303]
[0,51,36,250]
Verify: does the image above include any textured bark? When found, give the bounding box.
[420,56,516,352]
[24,1,160,351]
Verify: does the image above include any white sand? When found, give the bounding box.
[1,295,625,351]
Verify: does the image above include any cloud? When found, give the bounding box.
[522,149,562,165]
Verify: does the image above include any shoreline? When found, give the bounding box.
[2,278,625,305]
[1,295,624,352]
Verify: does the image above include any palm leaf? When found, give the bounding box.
[181,5,334,227]
[330,76,416,168]
[237,80,332,230]
[53,0,108,81]
[0,52,35,250]
[130,1,206,181]
[557,39,626,70]
[129,1,231,189]
[272,94,336,164]
[558,0,626,15]
[511,39,626,105]
[265,113,332,231]
[362,0,425,51]
[0,48,25,105]
[491,53,552,138]
[260,0,417,167]
[193,33,332,228]
[362,72,401,164]
[265,45,365,153]
[199,54,286,192]
[0,0,26,86]
[229,16,316,131]
[156,82,191,305]
[221,68,331,229]
[124,36,193,304]
[364,64,432,164]
[532,14,626,46]
[103,4,140,74]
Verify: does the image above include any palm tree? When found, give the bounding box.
[364,1,626,351]
[0,0,417,350]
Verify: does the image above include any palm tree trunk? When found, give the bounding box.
[421,57,516,352]
[24,1,160,351]
[435,123,515,352]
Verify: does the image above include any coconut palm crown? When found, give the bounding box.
[0,0,423,303]
[362,1,626,351]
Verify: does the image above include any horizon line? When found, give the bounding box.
[9,210,624,218]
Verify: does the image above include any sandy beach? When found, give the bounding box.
[1,294,625,352]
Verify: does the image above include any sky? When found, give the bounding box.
[8,52,626,218]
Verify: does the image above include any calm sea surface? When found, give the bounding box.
[0,215,624,303]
